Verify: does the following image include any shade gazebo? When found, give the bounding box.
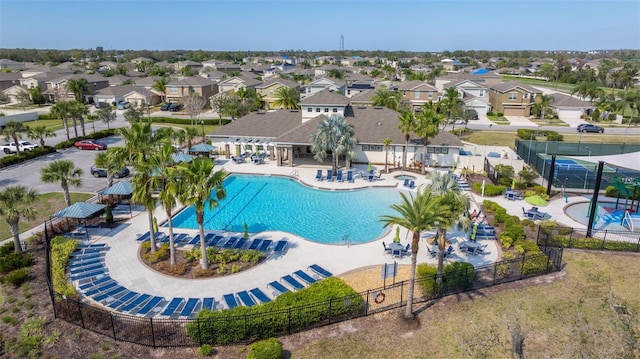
[51,202,107,241]
[99,181,134,217]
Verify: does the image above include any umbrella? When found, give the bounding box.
[511,177,516,189]
[525,195,548,206]
[190,143,216,153]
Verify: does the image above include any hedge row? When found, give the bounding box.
[51,236,78,297]
[0,146,57,168]
[187,277,364,344]
[54,129,118,150]
[0,242,33,287]
[417,262,475,297]
[141,117,231,126]
[517,128,564,141]
[472,182,506,196]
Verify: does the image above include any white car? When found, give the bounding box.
[0,140,39,154]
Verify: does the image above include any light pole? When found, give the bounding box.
[201,120,205,143]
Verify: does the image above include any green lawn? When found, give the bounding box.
[290,250,640,358]
[529,118,570,126]
[0,192,94,241]
[487,115,510,125]
[460,131,518,146]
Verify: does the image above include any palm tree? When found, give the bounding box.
[1,121,27,156]
[152,77,168,103]
[178,159,227,270]
[184,126,199,150]
[371,86,401,111]
[94,150,125,187]
[397,111,415,170]
[68,100,89,137]
[50,101,72,140]
[0,185,37,252]
[310,114,357,173]
[415,106,444,174]
[27,125,56,147]
[40,160,83,207]
[427,172,472,280]
[571,80,603,102]
[379,189,444,318]
[439,88,464,127]
[65,78,91,103]
[271,87,300,109]
[383,137,392,173]
[533,94,554,120]
[618,89,640,124]
[154,144,182,266]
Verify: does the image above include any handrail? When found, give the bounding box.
[622,210,634,232]
[290,169,299,178]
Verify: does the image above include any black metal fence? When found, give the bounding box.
[45,233,563,348]
[537,226,640,252]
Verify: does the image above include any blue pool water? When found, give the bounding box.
[170,174,406,244]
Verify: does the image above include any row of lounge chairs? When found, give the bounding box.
[315,169,355,183]
[136,231,289,253]
[470,224,497,240]
[402,179,416,189]
[451,173,471,191]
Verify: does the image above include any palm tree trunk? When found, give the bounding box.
[403,139,408,170]
[63,117,70,140]
[405,231,420,318]
[72,118,78,138]
[436,228,446,284]
[166,208,176,266]
[61,182,71,207]
[147,211,157,253]
[10,222,22,252]
[80,118,86,137]
[384,148,389,173]
[421,138,428,174]
[12,134,21,156]
[107,174,114,188]
[199,223,208,270]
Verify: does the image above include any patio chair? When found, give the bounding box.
[234,237,248,249]
[293,270,317,285]
[223,294,239,309]
[268,281,290,296]
[369,173,382,182]
[326,169,334,182]
[179,298,200,317]
[400,243,411,256]
[315,169,323,181]
[444,245,455,257]
[382,241,392,254]
[281,275,305,291]
[258,239,273,251]
[308,264,333,278]
[347,171,354,183]
[249,288,272,304]
[403,179,410,187]
[237,291,257,307]
[121,294,151,313]
[161,298,184,317]
[408,180,416,189]
[202,297,216,311]
[336,170,344,182]
[107,291,138,310]
[223,237,238,249]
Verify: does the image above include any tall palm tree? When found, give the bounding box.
[439,87,464,126]
[397,111,415,170]
[379,189,444,318]
[153,144,181,266]
[427,172,472,280]
[178,159,227,270]
[310,114,356,173]
[1,121,27,156]
[533,94,554,120]
[184,126,199,150]
[618,89,640,124]
[415,106,444,174]
[271,87,300,109]
[65,78,91,103]
[571,80,603,102]
[68,100,89,137]
[383,137,392,173]
[371,86,401,111]
[94,150,125,187]
[50,101,72,140]
[0,185,37,252]
[152,77,168,103]
[27,125,56,147]
[40,160,83,207]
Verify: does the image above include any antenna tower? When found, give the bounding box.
[340,35,344,51]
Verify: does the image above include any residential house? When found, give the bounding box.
[299,89,350,121]
[42,74,109,103]
[131,57,153,64]
[0,59,25,71]
[93,85,141,106]
[313,64,344,77]
[199,70,226,83]
[441,58,466,72]
[302,77,346,97]
[2,85,28,104]
[488,81,542,116]
[174,60,202,73]
[348,89,375,107]
[20,73,52,91]
[105,75,131,87]
[396,80,439,111]
[344,73,375,98]
[128,75,163,89]
[165,76,219,103]
[548,93,594,119]
[255,79,301,110]
[0,72,23,91]
[435,72,502,92]
[20,65,74,78]
[123,88,161,108]
[443,80,491,115]
[214,62,242,74]
[217,74,262,94]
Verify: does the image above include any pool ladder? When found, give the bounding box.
[290,169,299,178]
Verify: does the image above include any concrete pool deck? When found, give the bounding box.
[79,160,501,309]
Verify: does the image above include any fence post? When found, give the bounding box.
[400,281,404,306]
[287,307,292,335]
[569,228,573,246]
[601,230,607,249]
[110,313,116,341]
[197,318,202,346]
[637,236,640,253]
[492,262,498,284]
[328,298,333,319]
[365,290,370,316]
[520,256,526,279]
[150,317,156,349]
[77,300,85,328]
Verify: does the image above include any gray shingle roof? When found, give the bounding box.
[396,80,437,91]
[549,93,593,108]
[167,76,216,87]
[255,78,299,89]
[94,85,140,97]
[299,89,350,106]
[211,110,304,139]
[490,81,541,93]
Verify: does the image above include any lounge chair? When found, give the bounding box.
[207,234,224,246]
[273,240,288,252]
[202,297,215,311]
[326,169,334,182]
[187,234,201,245]
[107,291,138,310]
[223,294,239,309]
[179,298,200,317]
[136,231,151,242]
[347,171,354,183]
[121,293,151,313]
[234,238,248,249]
[369,173,382,182]
[223,237,238,249]
[161,298,184,317]
[308,264,333,278]
[84,281,118,297]
[79,276,112,291]
[408,180,415,189]
[336,170,344,182]
[403,179,410,187]
[237,291,257,307]
[249,288,271,303]
[258,239,273,251]
[268,281,290,296]
[136,296,164,316]
[315,169,323,181]
[281,275,305,291]
[294,270,317,285]
[248,239,262,250]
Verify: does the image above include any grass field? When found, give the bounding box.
[0,192,94,241]
[460,130,640,147]
[290,250,640,358]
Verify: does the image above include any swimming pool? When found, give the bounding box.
[564,201,640,231]
[170,174,406,244]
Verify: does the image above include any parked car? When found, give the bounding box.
[116,101,130,110]
[74,140,107,150]
[168,103,181,112]
[0,141,39,154]
[160,102,172,111]
[90,165,129,178]
[577,123,604,133]
[94,102,108,109]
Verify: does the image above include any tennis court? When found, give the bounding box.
[539,155,619,189]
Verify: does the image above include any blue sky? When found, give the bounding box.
[1,0,639,51]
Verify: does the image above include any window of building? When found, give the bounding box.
[324,108,329,112]
[428,91,433,99]
[170,87,177,93]
[347,90,351,95]
[479,90,484,97]
[523,93,529,99]
[362,144,383,151]
[414,91,420,99]
[508,92,517,100]
[332,108,338,112]
[316,108,321,112]
[307,107,312,112]
[307,88,312,94]
[269,89,273,95]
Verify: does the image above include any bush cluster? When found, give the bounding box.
[186,277,364,345]
[247,338,283,359]
[482,200,534,252]
[184,246,264,267]
[0,242,33,287]
[50,236,78,297]
[54,129,118,150]
[140,117,230,127]
[417,262,475,297]
[516,129,563,141]
[0,146,57,168]
[472,182,506,196]
[141,242,169,264]
[605,185,640,200]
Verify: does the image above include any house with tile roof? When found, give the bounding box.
[255,79,301,110]
[165,76,219,103]
[299,89,351,121]
[443,80,491,115]
[302,77,346,97]
[396,80,439,112]
[42,74,109,103]
[488,81,542,117]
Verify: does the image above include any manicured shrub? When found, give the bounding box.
[499,234,514,249]
[522,253,552,275]
[247,338,283,359]
[417,262,474,297]
[472,183,505,196]
[545,131,563,141]
[51,236,78,296]
[3,268,29,287]
[0,146,57,168]
[0,251,33,274]
[199,344,214,356]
